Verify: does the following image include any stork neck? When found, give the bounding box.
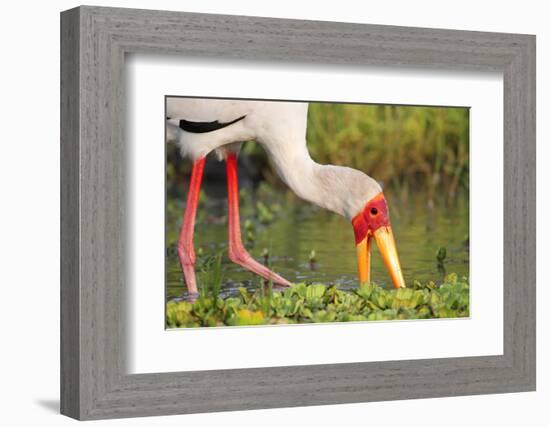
[263,139,349,218]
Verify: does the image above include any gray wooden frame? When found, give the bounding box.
[60,5,536,420]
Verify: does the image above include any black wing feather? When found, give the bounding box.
[178,115,246,134]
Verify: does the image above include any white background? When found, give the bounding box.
[0,1,547,426]
[128,57,503,373]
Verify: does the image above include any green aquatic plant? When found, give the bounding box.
[308,249,317,270]
[166,273,470,328]
[436,246,447,275]
[261,247,270,265]
[436,247,447,263]
[196,252,224,300]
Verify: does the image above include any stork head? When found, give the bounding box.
[295,163,406,288]
[351,192,406,288]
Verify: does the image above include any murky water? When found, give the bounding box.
[166,191,469,300]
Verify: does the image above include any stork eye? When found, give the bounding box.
[370,207,378,215]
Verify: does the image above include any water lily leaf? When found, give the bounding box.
[203,312,222,327]
[337,292,361,310]
[429,291,442,307]
[367,309,398,321]
[224,297,242,311]
[395,288,414,300]
[398,308,419,319]
[270,317,293,325]
[333,289,349,305]
[288,298,304,316]
[238,287,250,304]
[370,289,388,309]
[356,283,375,300]
[270,294,293,317]
[175,301,193,312]
[325,303,338,313]
[438,307,459,318]
[383,309,398,319]
[367,311,386,321]
[417,289,431,305]
[288,283,308,299]
[235,309,265,326]
[305,284,326,301]
[311,310,336,323]
[340,314,367,322]
[166,305,177,327]
[444,272,458,284]
[417,306,432,319]
[175,308,197,327]
[301,308,313,319]
[458,293,470,309]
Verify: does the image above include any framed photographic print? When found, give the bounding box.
[163,97,470,329]
[61,5,536,420]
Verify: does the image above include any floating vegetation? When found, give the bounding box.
[166,273,469,328]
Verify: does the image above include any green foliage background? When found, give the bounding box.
[305,104,469,199]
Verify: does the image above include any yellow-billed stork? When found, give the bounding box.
[167,98,405,295]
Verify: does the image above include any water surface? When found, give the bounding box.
[166,191,469,300]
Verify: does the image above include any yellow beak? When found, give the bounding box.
[356,226,406,288]
[356,236,371,284]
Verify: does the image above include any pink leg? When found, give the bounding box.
[226,154,291,287]
[177,158,205,295]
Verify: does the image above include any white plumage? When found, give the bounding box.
[167,98,380,220]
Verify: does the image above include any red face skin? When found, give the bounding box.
[351,193,391,244]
